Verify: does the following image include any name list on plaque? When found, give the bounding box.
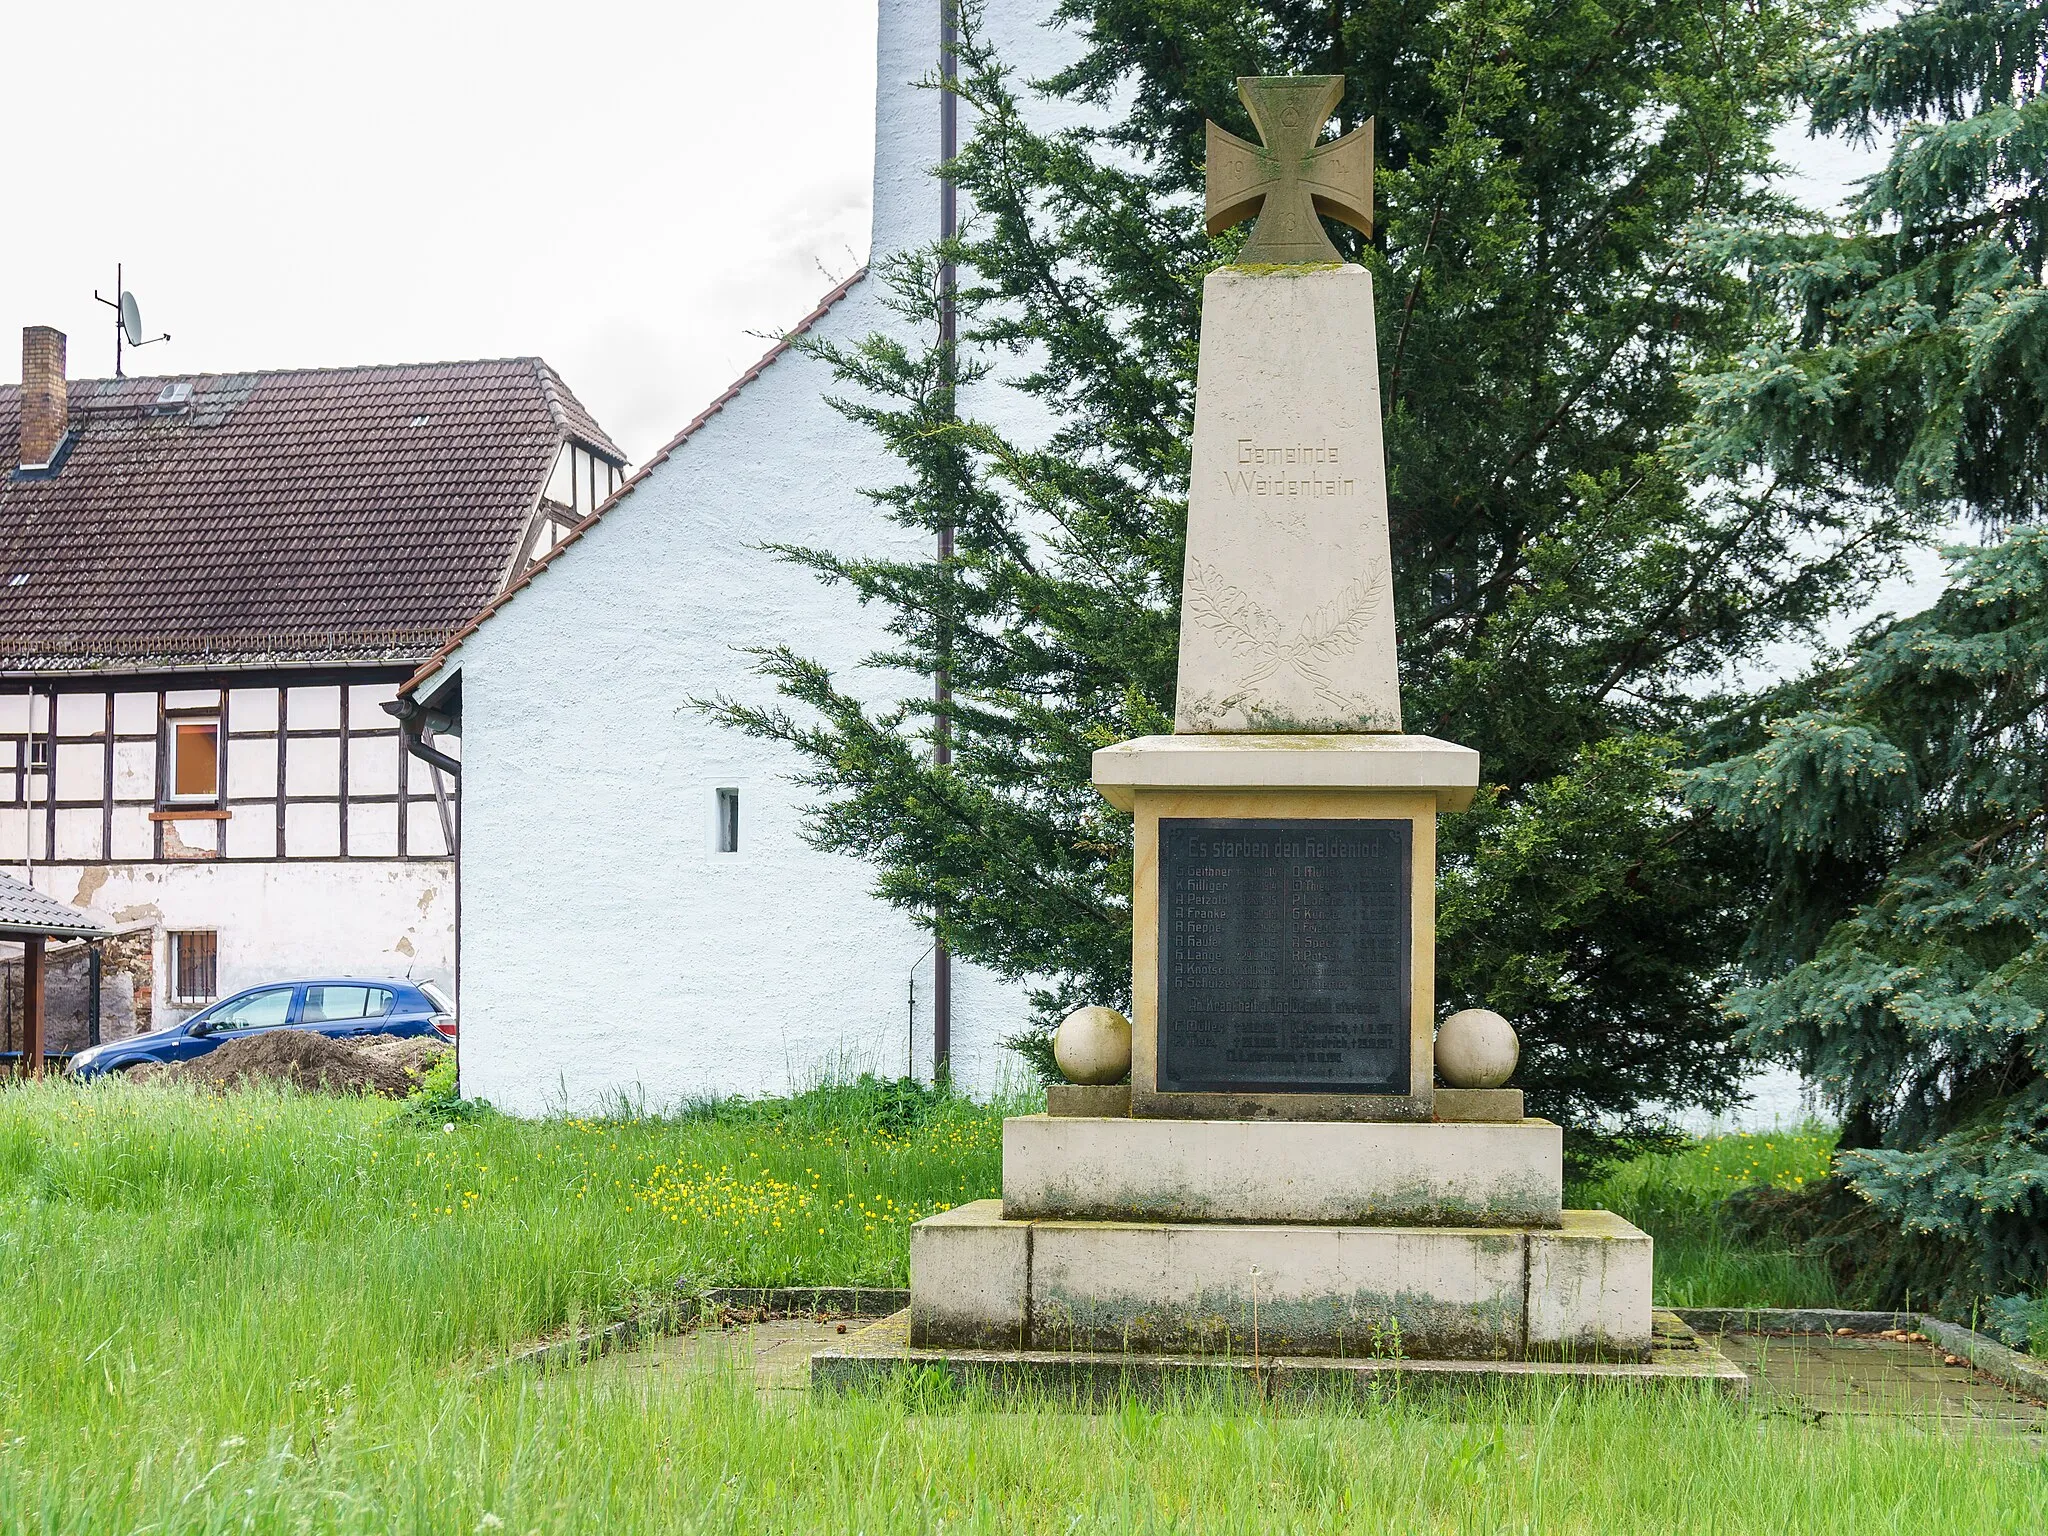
[1158,818,1410,1094]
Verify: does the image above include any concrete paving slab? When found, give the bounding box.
[1708,1331,2048,1435]
[582,1316,859,1403]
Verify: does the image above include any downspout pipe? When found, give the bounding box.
[383,695,461,778]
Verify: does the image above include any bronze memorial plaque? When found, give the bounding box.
[1158,817,1410,1094]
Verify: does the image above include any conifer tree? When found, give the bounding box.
[711,0,1907,1145]
[1687,0,2048,521]
[1688,1,2048,1325]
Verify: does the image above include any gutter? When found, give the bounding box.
[0,658,427,682]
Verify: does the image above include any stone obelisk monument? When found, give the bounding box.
[1098,74,1470,1124]
[855,77,1680,1381]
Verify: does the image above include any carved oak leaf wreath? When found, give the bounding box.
[1186,559,1285,687]
[1185,558,1387,712]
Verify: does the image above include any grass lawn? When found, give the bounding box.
[0,1079,2040,1534]
[1574,1127,1843,1309]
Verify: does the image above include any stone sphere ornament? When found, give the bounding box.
[1054,1006,1133,1085]
[1435,1008,1519,1089]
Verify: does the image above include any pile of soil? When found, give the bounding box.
[129,1030,447,1098]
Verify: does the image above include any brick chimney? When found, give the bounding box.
[19,326,68,470]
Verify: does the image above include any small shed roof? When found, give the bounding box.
[0,874,111,940]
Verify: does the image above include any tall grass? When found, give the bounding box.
[1,1085,2032,1534]
[1576,1128,1843,1308]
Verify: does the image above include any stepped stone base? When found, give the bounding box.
[1046,1084,1131,1118]
[911,1202,1651,1362]
[1002,1115,1562,1227]
[1434,1088,1525,1122]
[814,1309,1744,1402]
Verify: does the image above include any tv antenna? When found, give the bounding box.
[92,264,170,378]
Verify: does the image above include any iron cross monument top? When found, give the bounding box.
[1206,75,1374,264]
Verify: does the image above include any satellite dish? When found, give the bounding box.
[119,292,143,347]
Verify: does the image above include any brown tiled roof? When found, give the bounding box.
[0,357,624,672]
[403,269,868,696]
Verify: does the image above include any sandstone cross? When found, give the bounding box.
[1206,75,1374,264]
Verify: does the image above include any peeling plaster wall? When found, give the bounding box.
[8,863,453,1033]
[447,0,1081,1114]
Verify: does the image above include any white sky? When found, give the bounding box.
[1,0,881,464]
[3,0,1902,548]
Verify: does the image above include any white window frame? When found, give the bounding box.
[165,715,221,804]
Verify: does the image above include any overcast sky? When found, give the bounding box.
[5,0,1888,477]
[2,0,881,462]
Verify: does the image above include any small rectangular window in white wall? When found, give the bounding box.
[716,788,740,853]
[167,718,220,802]
[169,931,218,1005]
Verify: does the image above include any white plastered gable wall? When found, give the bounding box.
[446,0,1079,1113]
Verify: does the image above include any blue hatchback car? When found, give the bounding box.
[67,978,456,1081]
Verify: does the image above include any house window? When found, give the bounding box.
[167,718,220,801]
[28,737,49,772]
[716,788,740,853]
[169,931,219,1005]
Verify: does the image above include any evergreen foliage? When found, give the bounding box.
[1688,0,2048,520]
[708,0,1909,1143]
[1690,534,2048,1321]
[1688,0,2048,1325]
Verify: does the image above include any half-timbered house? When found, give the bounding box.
[1,331,625,1051]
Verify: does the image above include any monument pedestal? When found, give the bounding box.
[1095,732,1478,1122]
[1002,1114,1563,1226]
[909,1200,1653,1361]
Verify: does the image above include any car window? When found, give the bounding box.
[206,987,294,1030]
[302,985,394,1022]
[419,981,454,1012]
